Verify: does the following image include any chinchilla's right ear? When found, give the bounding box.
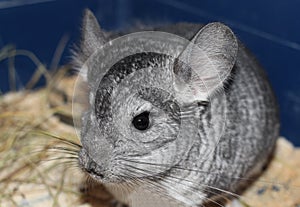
[73,9,107,80]
[173,22,238,104]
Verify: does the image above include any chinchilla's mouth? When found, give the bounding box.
[78,148,104,178]
[78,148,123,183]
[88,171,104,181]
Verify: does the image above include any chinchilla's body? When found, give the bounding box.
[75,10,280,207]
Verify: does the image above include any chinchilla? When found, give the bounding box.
[73,9,280,207]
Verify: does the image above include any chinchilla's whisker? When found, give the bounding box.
[112,175,134,199]
[31,147,78,154]
[122,162,242,204]
[154,176,215,206]
[45,151,78,156]
[62,163,80,169]
[154,171,227,207]
[164,172,252,204]
[124,164,224,206]
[143,164,242,201]
[158,179,215,206]
[41,160,79,168]
[160,173,236,205]
[120,158,291,189]
[33,131,82,148]
[45,148,79,155]
[118,170,141,193]
[145,179,180,203]
[41,156,79,162]
[123,156,236,206]
[120,167,173,200]
[141,180,176,203]
[120,179,132,195]
[165,173,242,199]
[38,159,80,172]
[122,165,208,206]
[46,146,80,152]
[120,165,151,178]
[54,162,80,171]
[48,152,78,156]
[121,158,214,175]
[47,148,78,155]
[32,146,80,158]
[120,158,171,168]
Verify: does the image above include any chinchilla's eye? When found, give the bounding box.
[132,111,150,131]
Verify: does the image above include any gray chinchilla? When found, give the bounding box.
[74,9,280,207]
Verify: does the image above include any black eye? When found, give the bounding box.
[132,111,150,131]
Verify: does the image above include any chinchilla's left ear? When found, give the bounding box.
[173,22,238,103]
[81,9,107,59]
[73,9,107,79]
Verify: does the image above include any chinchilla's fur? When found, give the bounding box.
[75,9,280,207]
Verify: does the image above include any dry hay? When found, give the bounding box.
[0,58,299,206]
[0,65,113,207]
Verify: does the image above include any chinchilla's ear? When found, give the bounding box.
[81,9,106,57]
[173,22,238,103]
[73,9,107,79]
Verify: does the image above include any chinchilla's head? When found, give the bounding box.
[74,10,238,185]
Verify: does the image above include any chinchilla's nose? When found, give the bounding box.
[85,159,104,178]
[78,148,105,179]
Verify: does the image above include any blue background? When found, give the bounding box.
[0,0,299,145]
